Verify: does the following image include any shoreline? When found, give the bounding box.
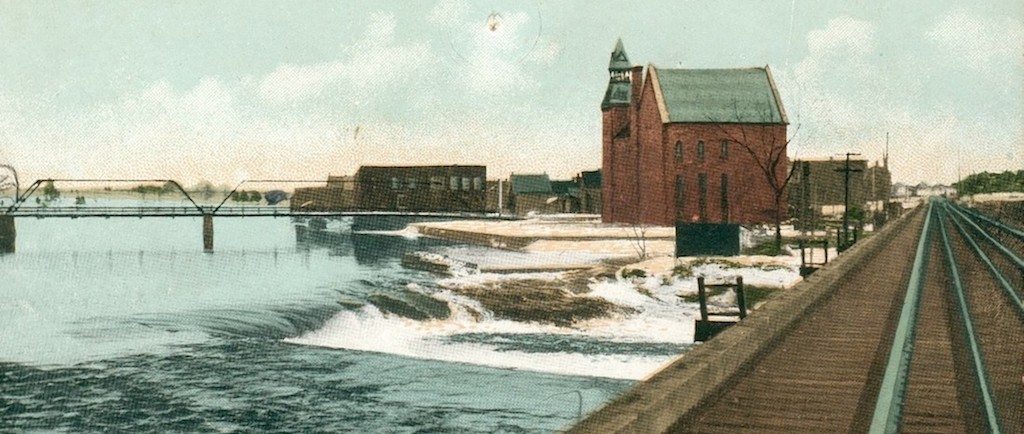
[402,218,807,329]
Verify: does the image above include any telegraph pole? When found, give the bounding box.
[835,152,862,251]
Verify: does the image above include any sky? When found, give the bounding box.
[0,0,1020,188]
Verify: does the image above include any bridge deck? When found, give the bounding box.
[4,206,510,219]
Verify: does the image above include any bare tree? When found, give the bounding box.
[629,224,650,260]
[710,101,800,253]
[0,165,17,196]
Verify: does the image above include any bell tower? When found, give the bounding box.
[602,38,633,109]
[601,38,634,223]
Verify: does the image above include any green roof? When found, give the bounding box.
[655,67,785,124]
[602,39,633,109]
[608,38,630,70]
[510,174,552,194]
[602,82,632,109]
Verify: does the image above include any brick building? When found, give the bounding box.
[292,176,357,211]
[788,157,892,217]
[292,166,487,212]
[601,39,789,226]
[356,165,486,212]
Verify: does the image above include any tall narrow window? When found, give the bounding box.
[697,141,705,161]
[391,177,401,190]
[720,140,729,160]
[449,176,459,190]
[698,174,708,222]
[675,141,683,160]
[721,173,730,222]
[675,175,684,209]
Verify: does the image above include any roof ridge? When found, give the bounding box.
[658,66,767,71]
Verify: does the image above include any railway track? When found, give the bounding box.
[668,199,1024,433]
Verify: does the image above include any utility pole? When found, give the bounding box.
[835,152,862,251]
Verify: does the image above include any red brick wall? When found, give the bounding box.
[635,73,667,225]
[602,68,789,226]
[601,107,630,222]
[662,124,788,226]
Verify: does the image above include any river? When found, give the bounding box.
[0,201,697,432]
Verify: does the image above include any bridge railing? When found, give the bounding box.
[5,205,513,218]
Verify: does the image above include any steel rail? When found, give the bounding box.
[948,204,1024,272]
[957,203,1024,241]
[869,200,935,434]
[944,203,1024,317]
[937,204,1004,433]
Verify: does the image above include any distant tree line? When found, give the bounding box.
[229,190,262,202]
[125,182,263,202]
[953,170,1024,196]
[132,184,166,195]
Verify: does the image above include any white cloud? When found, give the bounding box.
[257,62,347,102]
[806,16,875,56]
[258,12,433,103]
[926,9,1024,69]
[783,16,880,145]
[776,15,1019,184]
[427,0,470,28]
[430,4,550,96]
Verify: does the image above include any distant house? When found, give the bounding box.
[509,174,560,215]
[913,183,957,198]
[892,182,910,198]
[356,165,486,212]
[866,159,892,202]
[578,170,602,214]
[602,39,789,226]
[788,158,873,217]
[550,180,581,213]
[291,175,358,211]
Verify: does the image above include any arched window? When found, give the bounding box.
[675,141,683,160]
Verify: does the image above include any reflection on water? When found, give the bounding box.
[294,217,454,264]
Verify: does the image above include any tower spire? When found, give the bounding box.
[609,38,630,71]
[602,38,633,109]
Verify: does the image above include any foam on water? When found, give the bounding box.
[285,249,808,381]
[284,305,677,380]
[286,270,710,380]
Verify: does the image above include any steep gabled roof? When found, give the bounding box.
[651,66,788,124]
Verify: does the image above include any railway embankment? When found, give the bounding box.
[566,204,924,433]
